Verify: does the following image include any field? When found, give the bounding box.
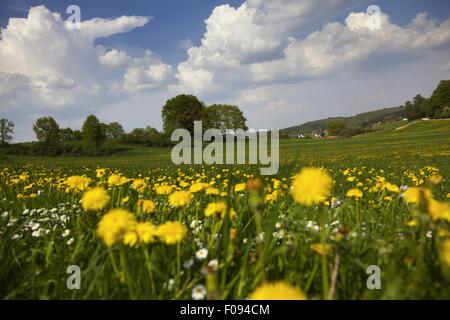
[1,120,450,299]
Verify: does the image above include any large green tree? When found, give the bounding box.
[82,115,106,154]
[203,104,248,133]
[33,117,60,144]
[424,80,450,118]
[162,94,205,135]
[105,122,125,139]
[0,118,14,145]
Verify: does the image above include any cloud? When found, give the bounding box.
[123,51,173,92]
[0,5,170,141]
[81,15,151,39]
[176,1,450,97]
[99,49,131,67]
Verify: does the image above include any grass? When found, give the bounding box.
[0,119,449,300]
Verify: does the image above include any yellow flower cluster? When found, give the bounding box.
[97,209,187,247]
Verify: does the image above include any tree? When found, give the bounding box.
[33,117,60,144]
[203,104,247,133]
[82,115,106,155]
[424,80,450,118]
[162,94,205,135]
[105,122,124,139]
[0,118,14,145]
[60,127,75,142]
[327,119,347,136]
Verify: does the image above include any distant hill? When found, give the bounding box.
[282,106,407,133]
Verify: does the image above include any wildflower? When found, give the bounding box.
[208,259,219,271]
[81,187,110,212]
[402,187,432,204]
[428,200,450,222]
[97,209,137,247]
[155,185,173,195]
[137,199,156,214]
[96,168,106,178]
[404,219,418,227]
[428,175,443,185]
[132,179,147,193]
[249,282,306,300]
[108,174,123,186]
[440,240,450,267]
[191,285,207,300]
[65,176,91,192]
[265,190,283,204]
[189,182,209,193]
[310,243,332,256]
[204,201,237,220]
[124,222,158,247]
[157,221,187,245]
[169,191,193,208]
[234,183,246,193]
[384,183,400,193]
[196,248,208,260]
[346,188,363,199]
[205,187,220,195]
[291,168,332,206]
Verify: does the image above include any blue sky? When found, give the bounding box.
[1,0,450,141]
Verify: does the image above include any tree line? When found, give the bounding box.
[404,80,450,120]
[0,94,247,156]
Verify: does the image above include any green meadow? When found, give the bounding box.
[0,119,450,300]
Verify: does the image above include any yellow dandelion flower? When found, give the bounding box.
[132,179,147,193]
[169,191,193,208]
[81,187,110,212]
[404,219,418,227]
[428,175,443,185]
[65,175,91,192]
[205,187,220,195]
[124,222,158,247]
[234,183,247,193]
[428,200,450,222]
[310,243,332,256]
[155,185,173,195]
[137,199,156,214]
[291,168,332,206]
[97,209,136,247]
[96,168,106,178]
[346,188,363,199]
[249,282,307,300]
[384,183,400,193]
[157,221,187,245]
[402,187,432,204]
[189,182,209,193]
[108,174,123,186]
[204,201,237,220]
